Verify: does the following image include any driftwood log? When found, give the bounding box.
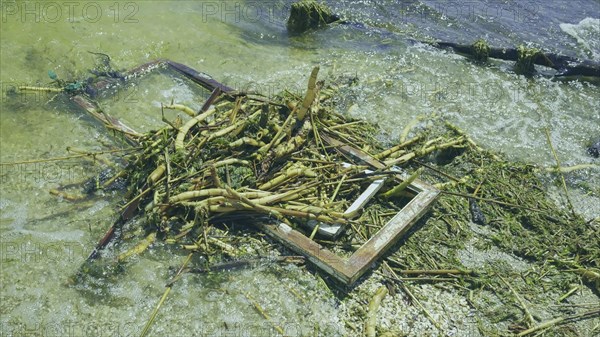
[433,41,600,78]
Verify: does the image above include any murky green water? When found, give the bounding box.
[1,1,599,336]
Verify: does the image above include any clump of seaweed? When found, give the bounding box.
[515,44,542,75]
[471,39,490,62]
[287,0,340,35]
[377,120,599,336]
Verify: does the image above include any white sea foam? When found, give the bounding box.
[560,17,600,60]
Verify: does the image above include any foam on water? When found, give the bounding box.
[560,17,600,60]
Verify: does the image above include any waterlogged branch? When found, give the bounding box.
[516,308,600,336]
[365,286,388,337]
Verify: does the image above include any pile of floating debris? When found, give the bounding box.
[15,57,599,336]
[60,61,444,285]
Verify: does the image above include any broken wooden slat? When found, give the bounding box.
[259,174,438,284]
[260,133,440,285]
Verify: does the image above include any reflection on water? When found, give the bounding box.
[1,1,599,336]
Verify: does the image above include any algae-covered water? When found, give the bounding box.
[1,1,599,336]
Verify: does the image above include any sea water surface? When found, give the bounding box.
[1,1,599,336]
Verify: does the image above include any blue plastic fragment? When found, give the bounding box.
[64,82,83,91]
[48,70,58,80]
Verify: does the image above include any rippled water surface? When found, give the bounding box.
[1,1,599,336]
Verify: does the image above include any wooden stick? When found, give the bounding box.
[140,253,194,337]
[117,232,157,262]
[544,128,576,216]
[544,164,600,173]
[384,137,465,167]
[374,135,423,160]
[498,274,535,327]
[365,286,388,337]
[244,292,285,335]
[0,148,135,166]
[166,60,235,93]
[382,262,442,331]
[516,308,600,336]
[18,86,63,92]
[395,268,473,276]
[297,66,319,121]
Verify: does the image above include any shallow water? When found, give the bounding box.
[1,1,599,336]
